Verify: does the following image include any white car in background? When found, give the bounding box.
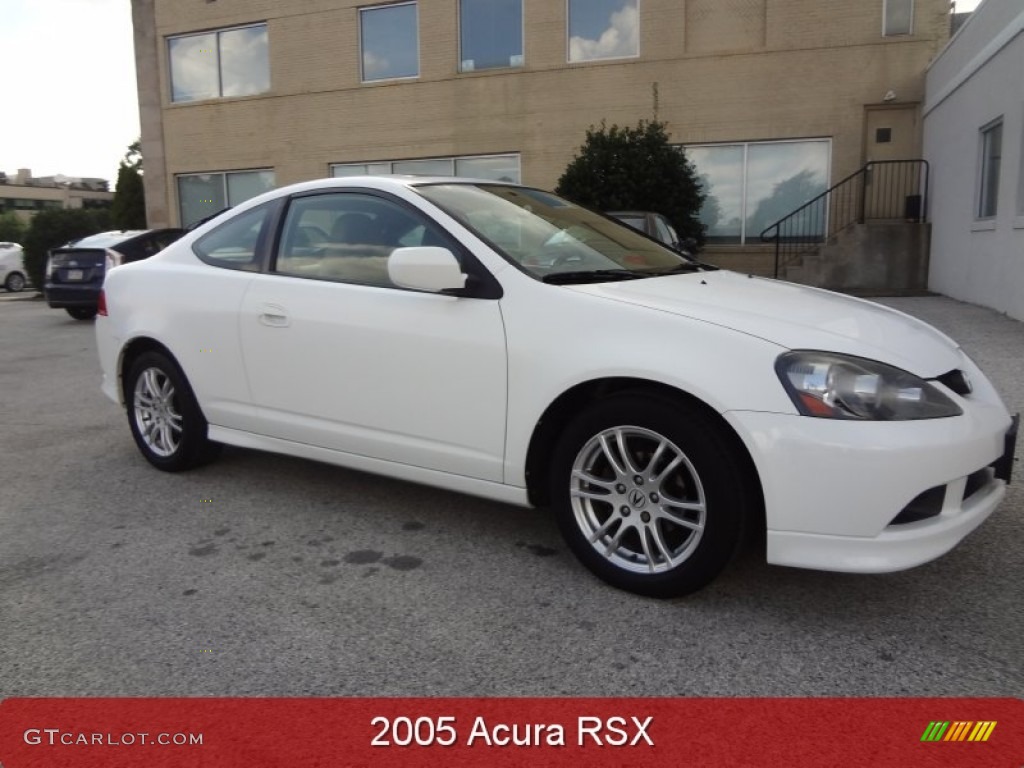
[95,177,1017,597]
[0,242,26,292]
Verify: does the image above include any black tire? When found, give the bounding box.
[124,351,221,472]
[66,306,98,320]
[5,272,25,292]
[550,393,749,598]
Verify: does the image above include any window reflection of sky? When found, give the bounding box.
[169,26,268,102]
[688,141,829,242]
[568,0,638,62]
[362,4,419,81]
[461,0,522,70]
[220,26,270,97]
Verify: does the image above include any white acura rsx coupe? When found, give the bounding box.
[95,177,1017,597]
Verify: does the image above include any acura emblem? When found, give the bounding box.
[628,489,647,509]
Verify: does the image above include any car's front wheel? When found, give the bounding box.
[5,272,25,292]
[551,394,749,598]
[125,351,220,471]
[66,306,97,320]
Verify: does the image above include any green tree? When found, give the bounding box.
[111,139,146,229]
[22,208,111,292]
[0,211,26,243]
[555,120,706,245]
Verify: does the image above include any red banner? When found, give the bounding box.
[1,697,1021,767]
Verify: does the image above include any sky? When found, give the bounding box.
[0,0,986,185]
[1,0,139,183]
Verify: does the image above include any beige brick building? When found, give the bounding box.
[133,0,950,268]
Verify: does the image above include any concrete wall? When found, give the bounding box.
[924,0,1024,320]
[138,0,950,228]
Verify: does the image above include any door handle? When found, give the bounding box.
[258,303,290,327]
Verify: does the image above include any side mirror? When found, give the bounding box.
[388,246,467,293]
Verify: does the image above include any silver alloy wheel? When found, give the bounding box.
[6,273,25,292]
[570,426,707,574]
[133,367,183,457]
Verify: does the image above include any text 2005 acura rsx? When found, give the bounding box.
[95,177,1018,597]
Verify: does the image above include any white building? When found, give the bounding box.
[924,0,1024,321]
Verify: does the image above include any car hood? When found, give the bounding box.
[567,270,962,376]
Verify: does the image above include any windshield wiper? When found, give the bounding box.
[542,269,650,284]
[645,262,707,275]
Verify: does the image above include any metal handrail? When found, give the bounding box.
[759,159,929,278]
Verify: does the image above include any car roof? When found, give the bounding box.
[64,230,151,249]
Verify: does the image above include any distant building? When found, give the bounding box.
[133,0,951,272]
[0,169,113,223]
[924,0,1024,320]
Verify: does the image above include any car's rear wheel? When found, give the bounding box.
[5,272,25,292]
[125,351,220,471]
[551,394,749,598]
[66,306,97,320]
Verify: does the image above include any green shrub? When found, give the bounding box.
[22,208,111,292]
[556,120,706,245]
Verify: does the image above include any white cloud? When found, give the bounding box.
[569,3,639,63]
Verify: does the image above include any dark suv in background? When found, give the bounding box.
[45,229,185,320]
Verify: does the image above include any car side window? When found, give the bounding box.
[653,216,675,246]
[193,204,271,270]
[275,192,458,288]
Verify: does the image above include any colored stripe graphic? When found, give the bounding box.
[924,721,997,742]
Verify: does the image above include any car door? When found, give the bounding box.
[238,189,508,482]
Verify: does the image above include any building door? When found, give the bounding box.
[863,104,923,219]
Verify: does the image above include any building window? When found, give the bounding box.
[361,2,419,82]
[568,0,639,63]
[460,0,523,72]
[169,25,270,103]
[177,170,276,227]
[686,139,831,244]
[330,153,521,183]
[977,119,1002,219]
[883,0,913,36]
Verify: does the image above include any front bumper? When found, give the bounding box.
[726,397,1015,574]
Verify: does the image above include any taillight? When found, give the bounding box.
[104,248,123,272]
[45,256,53,278]
[98,289,107,317]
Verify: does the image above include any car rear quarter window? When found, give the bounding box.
[193,204,272,270]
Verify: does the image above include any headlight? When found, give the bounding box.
[776,351,963,420]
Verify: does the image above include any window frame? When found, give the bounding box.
[977,117,1003,221]
[683,137,833,245]
[176,168,276,228]
[882,0,914,37]
[458,0,525,73]
[359,1,420,83]
[329,153,522,183]
[167,23,270,104]
[566,0,640,65]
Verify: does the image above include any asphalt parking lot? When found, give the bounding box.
[0,294,1021,698]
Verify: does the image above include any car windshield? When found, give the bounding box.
[414,184,695,281]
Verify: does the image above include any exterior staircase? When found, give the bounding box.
[760,160,930,294]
